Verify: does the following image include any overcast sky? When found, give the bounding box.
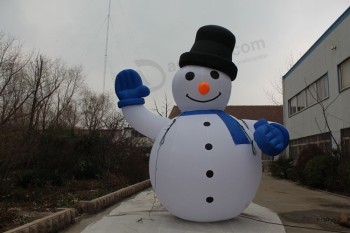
[0,0,349,110]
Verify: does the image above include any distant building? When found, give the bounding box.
[283,7,350,159]
[122,127,154,148]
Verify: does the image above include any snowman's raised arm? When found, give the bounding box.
[115,69,171,139]
[122,105,170,139]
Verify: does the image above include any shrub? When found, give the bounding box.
[270,157,294,179]
[346,170,350,192]
[295,144,325,182]
[286,166,298,182]
[15,170,36,188]
[337,145,350,192]
[119,152,149,184]
[71,133,108,179]
[303,155,339,190]
[340,167,350,193]
[2,126,151,190]
[15,168,65,188]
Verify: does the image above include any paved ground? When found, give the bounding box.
[63,189,285,233]
[254,173,350,233]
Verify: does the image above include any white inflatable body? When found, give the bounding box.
[121,66,263,222]
[149,114,262,222]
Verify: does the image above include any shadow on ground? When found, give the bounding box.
[280,209,346,231]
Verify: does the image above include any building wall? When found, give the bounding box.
[283,8,350,157]
[288,132,332,159]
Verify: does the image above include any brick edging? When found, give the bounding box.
[78,179,151,213]
[3,208,75,233]
[3,179,151,233]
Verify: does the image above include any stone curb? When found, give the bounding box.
[3,180,151,233]
[78,179,151,213]
[4,208,75,233]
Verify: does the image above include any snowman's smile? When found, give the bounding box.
[186,92,222,103]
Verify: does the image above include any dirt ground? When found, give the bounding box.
[0,174,128,232]
[254,172,350,233]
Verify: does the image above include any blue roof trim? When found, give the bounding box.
[283,6,350,80]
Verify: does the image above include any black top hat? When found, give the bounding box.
[179,25,238,81]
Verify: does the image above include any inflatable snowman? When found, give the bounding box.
[115,25,289,222]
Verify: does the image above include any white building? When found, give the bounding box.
[283,7,350,159]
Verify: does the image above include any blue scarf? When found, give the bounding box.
[180,110,250,145]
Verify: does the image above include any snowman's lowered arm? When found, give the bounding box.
[252,119,289,156]
[115,69,171,140]
[239,118,289,156]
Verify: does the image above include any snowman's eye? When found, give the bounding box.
[210,71,219,79]
[185,72,195,81]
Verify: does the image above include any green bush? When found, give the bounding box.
[303,155,339,190]
[1,127,151,190]
[295,145,325,182]
[15,169,36,188]
[343,168,350,193]
[270,157,294,179]
[15,169,63,187]
[71,133,108,179]
[119,151,149,184]
[286,166,298,182]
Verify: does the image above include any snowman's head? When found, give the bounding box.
[172,65,231,112]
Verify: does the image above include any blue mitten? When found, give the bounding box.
[115,69,150,108]
[253,118,289,156]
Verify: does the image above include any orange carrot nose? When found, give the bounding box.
[198,82,210,95]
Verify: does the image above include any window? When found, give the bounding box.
[306,83,317,107]
[339,57,350,91]
[316,74,329,101]
[289,74,329,117]
[288,96,297,116]
[297,90,306,111]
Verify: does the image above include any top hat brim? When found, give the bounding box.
[179,52,237,81]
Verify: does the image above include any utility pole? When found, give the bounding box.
[103,0,111,93]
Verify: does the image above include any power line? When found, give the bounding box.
[240,215,350,233]
[103,0,112,93]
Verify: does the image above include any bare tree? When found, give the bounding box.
[303,77,350,190]
[26,55,63,132]
[304,78,342,154]
[48,65,83,129]
[152,93,173,117]
[265,54,296,105]
[79,89,113,131]
[59,100,80,129]
[0,33,31,128]
[265,78,283,105]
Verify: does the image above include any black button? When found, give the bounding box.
[205,143,213,150]
[203,122,210,126]
[206,197,214,203]
[206,170,214,178]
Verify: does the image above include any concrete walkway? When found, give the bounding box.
[254,173,350,233]
[63,189,285,233]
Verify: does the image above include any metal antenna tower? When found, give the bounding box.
[103,0,111,93]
